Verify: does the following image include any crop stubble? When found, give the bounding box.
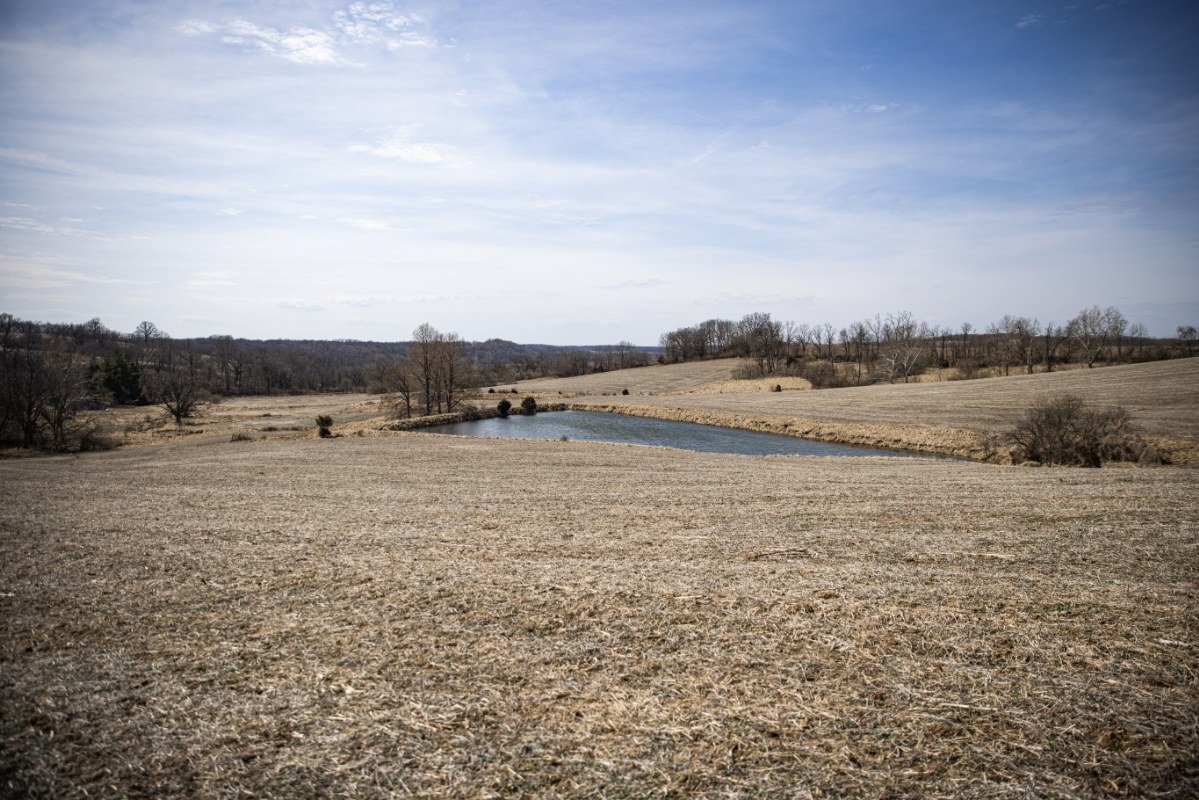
[1,432,1196,798]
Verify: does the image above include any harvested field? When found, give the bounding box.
[2,433,1197,798]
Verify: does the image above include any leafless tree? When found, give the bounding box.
[388,324,478,416]
[143,338,205,424]
[1178,325,1197,357]
[1068,306,1112,368]
[1041,322,1070,372]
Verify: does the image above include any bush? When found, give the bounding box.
[521,397,538,415]
[1004,395,1155,467]
[799,360,852,389]
[622,388,630,395]
[316,415,333,438]
[497,398,512,417]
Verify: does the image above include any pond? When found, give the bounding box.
[425,410,941,458]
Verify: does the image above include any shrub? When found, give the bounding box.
[230,432,253,442]
[521,397,538,415]
[773,384,782,392]
[79,427,121,452]
[316,415,333,438]
[799,360,852,389]
[497,399,512,417]
[622,388,630,395]
[1004,394,1155,467]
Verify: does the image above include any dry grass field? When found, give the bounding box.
[488,359,748,396]
[2,359,1197,798]
[550,358,1199,464]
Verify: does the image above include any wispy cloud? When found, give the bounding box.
[333,2,436,48]
[335,295,393,307]
[347,128,469,166]
[278,299,325,312]
[607,278,669,290]
[0,216,90,237]
[0,259,134,290]
[177,1,437,66]
[336,217,396,232]
[201,19,343,65]
[2,1,1193,342]
[188,271,237,289]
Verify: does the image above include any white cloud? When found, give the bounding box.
[220,19,343,65]
[606,278,669,289]
[0,216,89,237]
[334,2,435,47]
[177,2,437,66]
[347,129,468,166]
[188,271,237,289]
[1016,14,1045,28]
[0,259,133,290]
[336,217,395,231]
[278,299,324,311]
[335,295,393,307]
[176,19,216,36]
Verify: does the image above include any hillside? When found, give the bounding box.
[505,358,1199,463]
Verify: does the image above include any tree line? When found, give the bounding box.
[660,308,1197,386]
[0,313,655,450]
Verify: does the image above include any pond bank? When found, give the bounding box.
[388,402,980,459]
[567,402,983,459]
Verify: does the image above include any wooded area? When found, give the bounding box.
[0,308,1193,452]
[660,307,1196,387]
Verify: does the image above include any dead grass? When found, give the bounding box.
[2,434,1197,798]
[560,358,1199,463]
[77,358,1199,463]
[486,359,744,396]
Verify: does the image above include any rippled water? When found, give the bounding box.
[427,410,939,458]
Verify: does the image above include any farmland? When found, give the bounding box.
[1,359,1197,798]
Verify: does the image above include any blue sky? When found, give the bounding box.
[1,0,1196,344]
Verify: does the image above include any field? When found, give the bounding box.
[1,360,1197,798]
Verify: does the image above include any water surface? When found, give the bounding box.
[427,410,937,458]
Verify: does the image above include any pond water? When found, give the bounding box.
[426,410,939,458]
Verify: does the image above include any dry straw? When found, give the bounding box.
[2,358,1197,797]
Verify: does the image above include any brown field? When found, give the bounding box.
[2,360,1197,798]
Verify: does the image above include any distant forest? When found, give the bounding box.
[0,313,655,449]
[1,308,1195,451]
[660,308,1197,388]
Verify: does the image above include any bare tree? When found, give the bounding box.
[38,347,91,451]
[1127,322,1149,360]
[383,361,416,419]
[1102,306,1128,362]
[0,324,90,450]
[144,338,205,424]
[1068,306,1110,368]
[388,324,478,416]
[436,331,474,413]
[875,312,926,383]
[1177,325,1196,357]
[1041,322,1070,372]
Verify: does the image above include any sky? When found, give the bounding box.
[1,0,1196,345]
